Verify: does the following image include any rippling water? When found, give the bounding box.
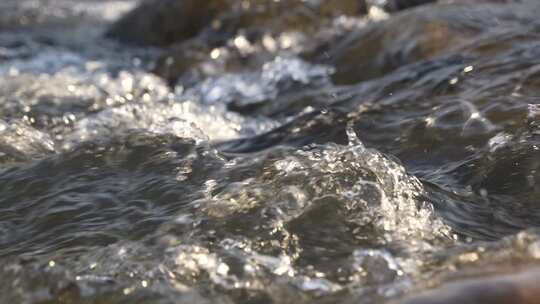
[2,0,540,303]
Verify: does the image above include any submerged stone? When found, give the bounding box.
[324,1,540,84]
[396,268,540,304]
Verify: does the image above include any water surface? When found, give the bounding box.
[1,0,540,303]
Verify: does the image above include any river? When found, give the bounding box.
[1,0,540,303]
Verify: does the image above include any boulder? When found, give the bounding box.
[324,1,540,84]
[106,0,368,47]
[105,0,230,46]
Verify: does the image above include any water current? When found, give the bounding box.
[1,0,540,303]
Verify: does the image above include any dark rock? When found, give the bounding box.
[106,0,367,47]
[105,0,230,46]
[324,1,540,84]
[395,268,540,304]
[370,0,436,12]
[150,0,366,83]
[126,0,449,84]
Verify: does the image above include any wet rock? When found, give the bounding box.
[214,0,364,35]
[106,0,366,47]
[150,0,540,85]
[106,0,230,46]
[395,268,540,304]
[366,0,436,12]
[325,1,540,84]
[146,0,445,84]
[149,0,365,83]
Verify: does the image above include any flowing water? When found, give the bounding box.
[1,0,540,303]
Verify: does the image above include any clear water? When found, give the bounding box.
[1,0,540,303]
